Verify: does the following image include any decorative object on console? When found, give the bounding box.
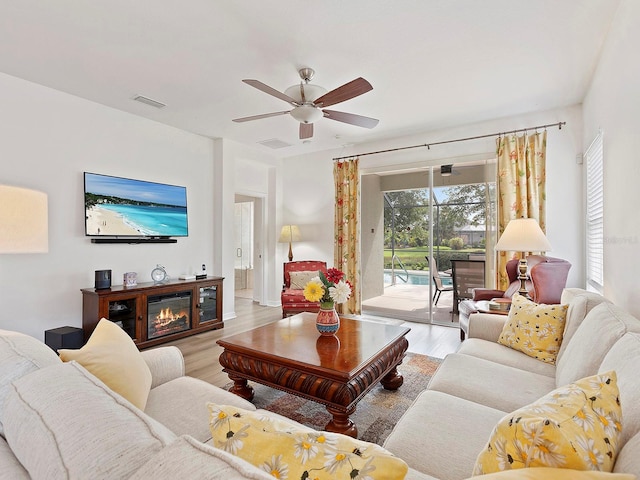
[303,268,352,336]
[123,271,137,286]
[150,264,167,284]
[278,224,301,262]
[494,218,552,298]
[0,185,48,254]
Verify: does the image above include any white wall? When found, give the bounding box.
[582,0,640,315]
[282,105,585,290]
[0,72,217,340]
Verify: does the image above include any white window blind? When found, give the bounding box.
[585,131,604,293]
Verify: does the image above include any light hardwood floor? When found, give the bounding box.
[162,297,461,388]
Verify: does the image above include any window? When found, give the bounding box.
[585,131,603,293]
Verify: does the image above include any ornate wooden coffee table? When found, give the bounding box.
[217,312,410,438]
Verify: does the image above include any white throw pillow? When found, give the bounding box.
[289,270,320,290]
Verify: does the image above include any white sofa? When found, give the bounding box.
[384,288,640,479]
[0,327,434,479]
[2,287,639,479]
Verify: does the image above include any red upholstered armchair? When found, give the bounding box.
[281,261,328,318]
[473,255,571,304]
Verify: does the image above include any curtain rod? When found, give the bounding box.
[333,121,566,161]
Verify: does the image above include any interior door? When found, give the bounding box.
[234,201,253,291]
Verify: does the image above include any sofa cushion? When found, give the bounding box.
[0,329,61,436]
[3,361,176,480]
[145,376,256,443]
[599,332,640,446]
[289,270,320,290]
[207,403,408,480]
[130,435,274,480]
[557,288,610,363]
[471,469,634,479]
[497,294,568,365]
[428,353,556,412]
[473,371,621,475]
[456,339,555,378]
[59,318,152,410]
[613,430,640,478]
[384,390,506,480]
[0,435,29,479]
[556,302,640,387]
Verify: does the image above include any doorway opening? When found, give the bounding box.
[234,196,254,300]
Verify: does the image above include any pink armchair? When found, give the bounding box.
[281,260,328,318]
[472,255,571,304]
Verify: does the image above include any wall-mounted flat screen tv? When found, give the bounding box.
[84,172,188,238]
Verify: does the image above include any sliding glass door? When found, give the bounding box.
[362,159,496,325]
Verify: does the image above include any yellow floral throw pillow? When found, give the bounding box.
[207,403,408,480]
[473,371,622,475]
[498,294,568,364]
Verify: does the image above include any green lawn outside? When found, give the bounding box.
[384,247,485,270]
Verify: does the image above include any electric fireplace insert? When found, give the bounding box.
[147,291,191,339]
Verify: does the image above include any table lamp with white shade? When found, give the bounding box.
[0,185,49,254]
[278,225,301,262]
[494,218,551,298]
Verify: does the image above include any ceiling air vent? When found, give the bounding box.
[132,95,166,109]
[258,139,292,149]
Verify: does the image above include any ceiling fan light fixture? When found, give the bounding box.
[290,105,323,124]
[284,83,327,103]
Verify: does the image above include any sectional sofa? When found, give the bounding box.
[0,287,639,479]
[384,288,640,479]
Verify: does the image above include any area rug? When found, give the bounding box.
[226,352,441,445]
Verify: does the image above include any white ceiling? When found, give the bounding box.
[0,0,620,158]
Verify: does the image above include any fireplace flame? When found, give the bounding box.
[154,308,189,328]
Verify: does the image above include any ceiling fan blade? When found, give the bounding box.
[299,123,313,139]
[322,110,379,129]
[313,77,373,108]
[232,110,291,123]
[242,79,299,105]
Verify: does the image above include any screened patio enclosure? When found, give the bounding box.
[360,161,496,325]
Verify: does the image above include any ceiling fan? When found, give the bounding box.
[233,68,379,140]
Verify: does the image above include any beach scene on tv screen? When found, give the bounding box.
[85,173,188,237]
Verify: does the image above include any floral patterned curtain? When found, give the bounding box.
[496,131,547,290]
[333,158,360,314]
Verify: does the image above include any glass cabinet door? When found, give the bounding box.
[106,297,139,339]
[198,285,218,324]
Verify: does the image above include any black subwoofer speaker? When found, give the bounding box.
[94,269,112,290]
[45,326,84,351]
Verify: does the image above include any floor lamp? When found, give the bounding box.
[0,185,49,254]
[278,225,301,262]
[494,218,551,298]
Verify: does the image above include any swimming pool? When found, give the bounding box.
[383,270,452,286]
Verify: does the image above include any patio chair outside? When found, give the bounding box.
[427,256,453,305]
[451,259,486,314]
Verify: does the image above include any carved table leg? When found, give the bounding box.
[381,366,404,390]
[325,405,357,438]
[227,374,255,401]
